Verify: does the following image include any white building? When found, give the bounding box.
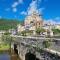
[8,29,17,35]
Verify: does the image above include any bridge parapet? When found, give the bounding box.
[11,35,60,60]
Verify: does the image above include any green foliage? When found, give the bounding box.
[0,19,23,30]
[0,43,10,51]
[1,35,12,44]
[4,32,11,35]
[21,31,26,36]
[0,35,12,51]
[36,28,45,34]
[52,29,60,34]
[43,40,50,48]
[39,48,44,54]
[35,46,44,54]
[21,30,33,36]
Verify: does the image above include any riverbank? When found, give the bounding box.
[11,49,21,60]
[0,50,10,54]
[0,43,10,50]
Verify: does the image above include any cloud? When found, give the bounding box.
[12,0,23,8]
[18,0,23,4]
[12,8,17,12]
[27,0,37,15]
[38,8,45,14]
[12,2,18,8]
[54,17,60,24]
[44,17,60,25]
[11,0,23,12]
[46,19,56,25]
[27,0,44,15]
[19,0,43,15]
[54,17,60,20]
[20,11,27,15]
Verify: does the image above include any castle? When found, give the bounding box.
[17,11,44,35]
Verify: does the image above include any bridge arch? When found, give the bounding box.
[25,51,36,60]
[14,43,18,55]
[25,48,40,60]
[25,52,40,60]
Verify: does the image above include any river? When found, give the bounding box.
[0,50,20,60]
[0,54,10,60]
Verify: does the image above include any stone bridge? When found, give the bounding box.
[11,35,60,60]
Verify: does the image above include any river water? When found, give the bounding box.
[0,54,10,60]
[0,50,20,60]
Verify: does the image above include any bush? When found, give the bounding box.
[52,29,60,34]
[43,40,50,48]
[36,28,45,35]
[4,32,11,35]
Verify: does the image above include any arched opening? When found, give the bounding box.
[14,44,18,55]
[36,57,40,60]
[25,52,40,60]
[25,52,36,60]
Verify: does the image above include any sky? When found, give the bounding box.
[0,0,60,23]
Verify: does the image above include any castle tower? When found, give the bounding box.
[24,11,43,28]
[24,0,44,31]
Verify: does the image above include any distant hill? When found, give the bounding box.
[0,19,24,30]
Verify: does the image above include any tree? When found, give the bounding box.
[36,28,45,35]
[1,35,12,44]
[0,19,21,30]
[1,35,12,52]
[52,29,60,34]
[4,32,11,35]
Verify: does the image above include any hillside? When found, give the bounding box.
[0,19,23,30]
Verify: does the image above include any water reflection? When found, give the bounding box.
[0,54,10,60]
[0,50,20,60]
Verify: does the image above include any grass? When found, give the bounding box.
[0,44,10,51]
